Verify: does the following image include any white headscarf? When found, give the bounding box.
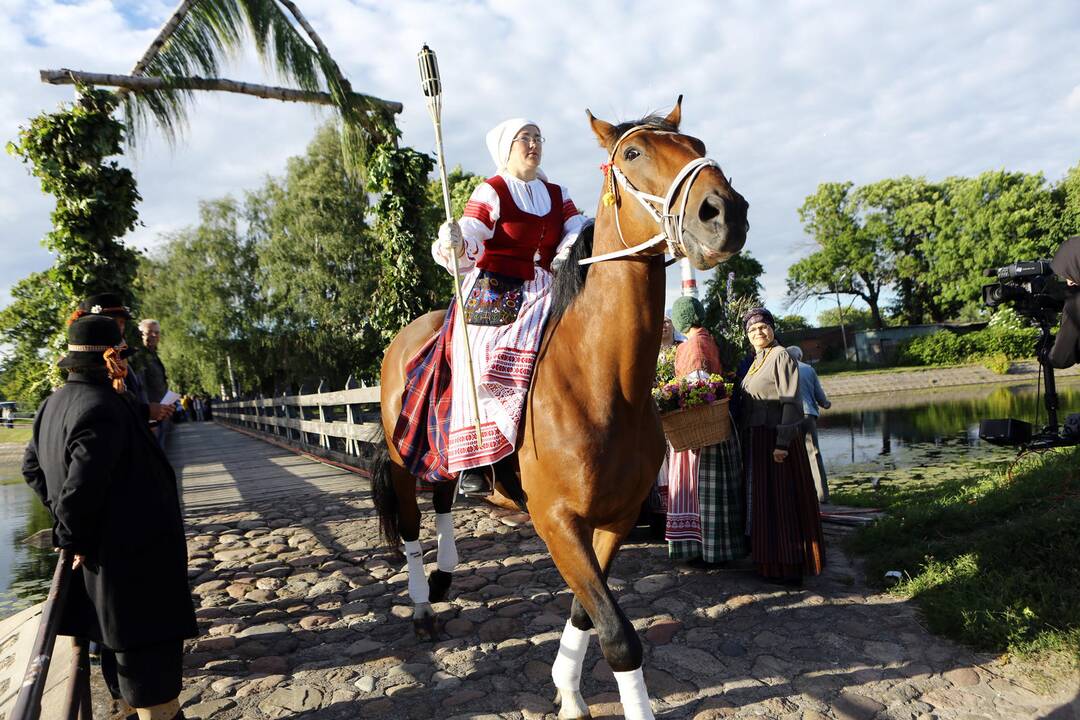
[485,117,541,173]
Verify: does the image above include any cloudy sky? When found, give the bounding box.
[2,0,1079,322]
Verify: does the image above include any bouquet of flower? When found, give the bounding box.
[652,373,729,415]
[655,346,678,386]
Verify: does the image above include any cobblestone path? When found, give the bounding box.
[116,489,1077,719]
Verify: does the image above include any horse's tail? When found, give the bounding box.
[369,446,402,547]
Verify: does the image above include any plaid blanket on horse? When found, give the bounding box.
[391,306,457,484]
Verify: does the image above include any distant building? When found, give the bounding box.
[777,326,851,363]
[779,322,989,366]
[853,322,987,365]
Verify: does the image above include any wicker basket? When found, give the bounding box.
[660,397,732,452]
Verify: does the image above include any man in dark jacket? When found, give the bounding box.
[1049,236,1080,369]
[22,315,195,720]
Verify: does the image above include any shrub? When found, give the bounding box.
[982,353,1011,375]
[898,325,1039,366]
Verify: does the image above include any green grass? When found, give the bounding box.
[0,426,32,444]
[845,447,1080,669]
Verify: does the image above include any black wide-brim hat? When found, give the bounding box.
[78,292,133,320]
[58,315,123,369]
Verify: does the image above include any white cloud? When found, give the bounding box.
[2,0,1080,330]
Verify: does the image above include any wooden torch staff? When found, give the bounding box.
[418,44,483,443]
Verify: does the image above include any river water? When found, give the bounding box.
[1,378,1078,620]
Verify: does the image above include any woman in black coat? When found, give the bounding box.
[22,315,196,719]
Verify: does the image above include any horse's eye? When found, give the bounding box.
[624,148,640,161]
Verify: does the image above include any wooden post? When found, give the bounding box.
[344,374,359,457]
[316,379,330,450]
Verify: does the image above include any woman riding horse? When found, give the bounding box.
[378,98,748,720]
[432,118,587,496]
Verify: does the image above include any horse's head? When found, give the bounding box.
[587,97,748,270]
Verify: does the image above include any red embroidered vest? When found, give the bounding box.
[477,175,563,281]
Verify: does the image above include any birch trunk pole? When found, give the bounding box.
[40,69,403,113]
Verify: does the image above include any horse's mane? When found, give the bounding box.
[608,113,679,143]
[547,113,678,323]
[548,222,594,323]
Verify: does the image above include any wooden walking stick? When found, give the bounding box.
[418,44,483,443]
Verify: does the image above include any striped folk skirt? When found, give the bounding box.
[748,425,826,579]
[667,437,747,563]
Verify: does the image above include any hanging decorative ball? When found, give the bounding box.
[602,192,616,207]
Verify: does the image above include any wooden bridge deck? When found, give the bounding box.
[169,422,368,515]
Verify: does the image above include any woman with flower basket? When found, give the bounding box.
[738,307,825,586]
[656,297,747,565]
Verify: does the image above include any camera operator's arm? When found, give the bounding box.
[1048,293,1080,369]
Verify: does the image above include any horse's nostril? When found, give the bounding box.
[698,195,722,223]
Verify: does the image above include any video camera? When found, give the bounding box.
[978,259,1079,449]
[981,260,1065,325]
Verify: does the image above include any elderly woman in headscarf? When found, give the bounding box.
[664,296,747,566]
[433,119,587,495]
[738,307,825,586]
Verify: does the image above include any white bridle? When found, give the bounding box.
[580,125,722,266]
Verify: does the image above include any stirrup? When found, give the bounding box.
[458,468,493,496]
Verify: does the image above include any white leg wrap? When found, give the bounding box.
[435,512,458,573]
[551,620,590,689]
[403,539,429,604]
[613,667,654,720]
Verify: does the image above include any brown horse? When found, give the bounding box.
[374,98,748,719]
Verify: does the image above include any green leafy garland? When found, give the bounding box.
[3,87,142,403]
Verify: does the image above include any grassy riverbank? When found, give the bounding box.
[839,446,1080,672]
[0,427,32,444]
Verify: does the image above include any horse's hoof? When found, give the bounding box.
[554,688,591,719]
[412,614,441,642]
[428,569,452,603]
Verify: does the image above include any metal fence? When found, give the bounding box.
[213,376,384,470]
[9,550,93,720]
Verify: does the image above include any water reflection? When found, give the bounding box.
[0,479,54,620]
[819,381,1080,478]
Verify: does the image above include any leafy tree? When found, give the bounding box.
[255,123,382,388]
[788,182,891,329]
[1057,162,1080,239]
[139,198,270,395]
[775,314,810,332]
[817,306,877,330]
[856,177,948,323]
[922,171,1065,316]
[701,250,765,344]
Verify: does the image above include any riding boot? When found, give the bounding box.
[458,467,493,496]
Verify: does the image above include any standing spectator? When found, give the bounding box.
[665,297,747,566]
[786,346,832,503]
[193,396,205,422]
[738,308,825,586]
[134,319,170,447]
[22,316,196,720]
[74,294,175,428]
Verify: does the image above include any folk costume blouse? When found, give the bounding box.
[432,171,585,275]
[739,343,804,449]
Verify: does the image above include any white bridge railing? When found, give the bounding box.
[214,376,384,470]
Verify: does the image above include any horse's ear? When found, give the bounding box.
[664,95,683,129]
[586,109,616,150]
